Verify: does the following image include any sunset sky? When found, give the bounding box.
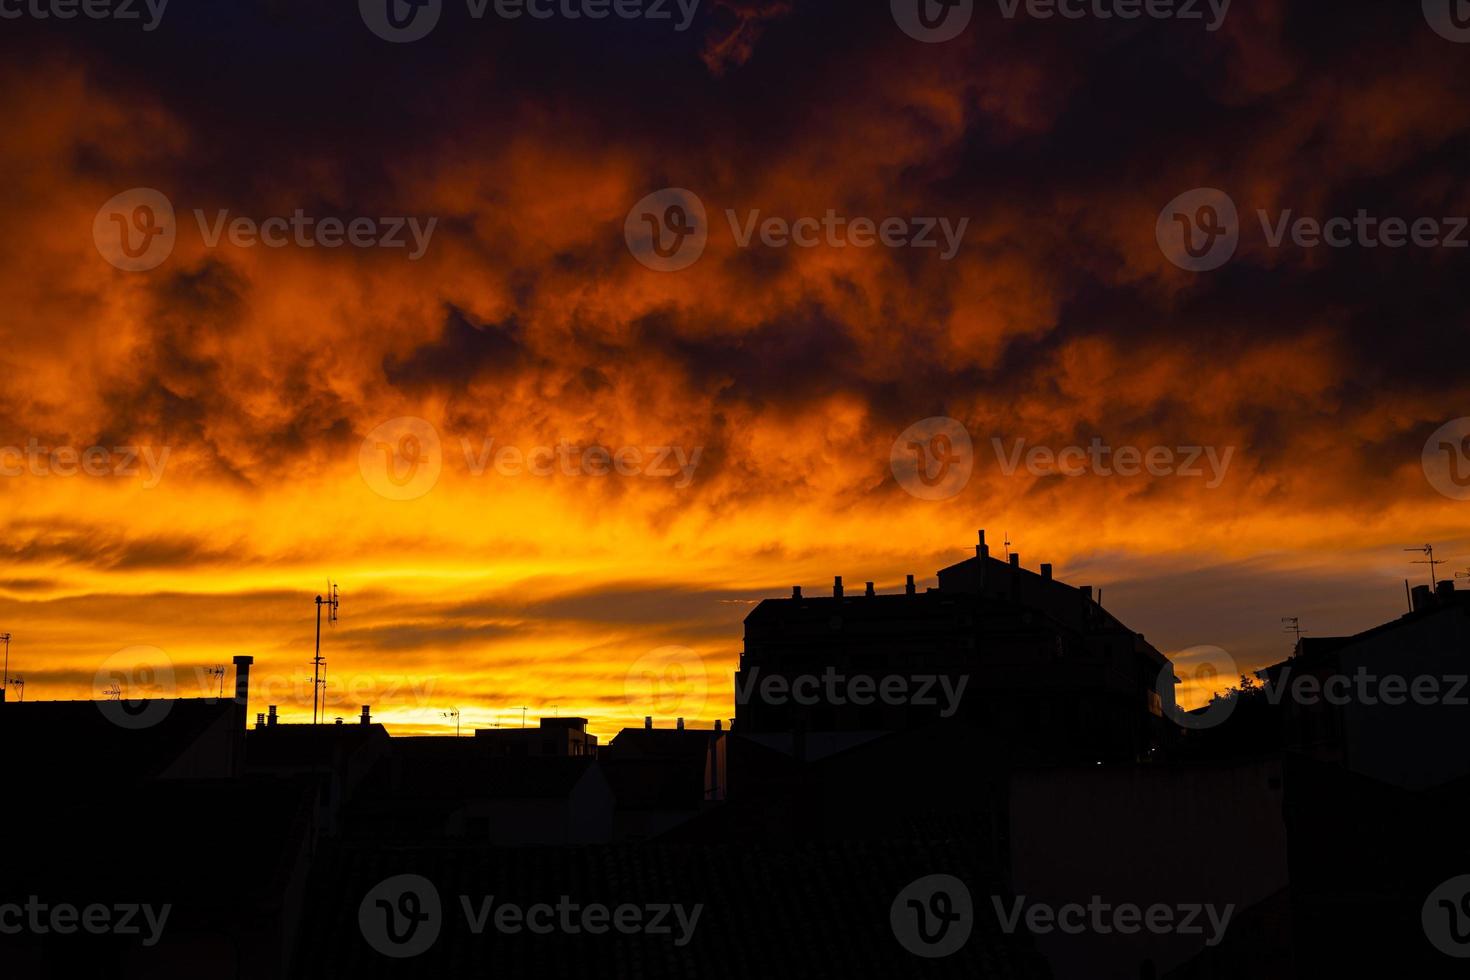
[1,1,1468,736]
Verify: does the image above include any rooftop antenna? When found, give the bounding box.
[442,707,460,737]
[205,664,227,699]
[10,677,23,702]
[1405,544,1444,590]
[312,581,340,726]
[104,683,121,700]
[521,705,528,729]
[0,632,9,703]
[1282,617,1304,643]
[1003,532,1012,560]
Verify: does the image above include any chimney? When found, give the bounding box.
[360,705,371,725]
[977,530,989,592]
[714,718,722,731]
[232,655,253,707]
[256,712,266,729]
[1436,580,1455,600]
[644,715,653,730]
[865,581,875,597]
[268,705,278,727]
[677,717,685,730]
[905,574,916,595]
[1041,563,1053,581]
[1411,584,1433,611]
[833,576,844,598]
[1009,553,1020,568]
[792,585,802,599]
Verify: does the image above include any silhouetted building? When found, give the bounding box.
[345,736,613,844]
[602,719,726,840]
[474,715,599,756]
[736,530,1178,764]
[1260,579,1470,790]
[245,705,391,838]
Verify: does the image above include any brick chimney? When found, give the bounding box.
[232,655,253,707]
[833,576,844,598]
[905,574,916,595]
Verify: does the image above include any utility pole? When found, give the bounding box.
[0,633,10,704]
[313,582,340,725]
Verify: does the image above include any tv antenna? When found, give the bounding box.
[1405,544,1445,590]
[1281,617,1304,643]
[1003,532,1012,560]
[10,677,23,702]
[442,707,461,737]
[312,581,341,725]
[521,705,528,729]
[205,664,227,698]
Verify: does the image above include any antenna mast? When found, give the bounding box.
[0,633,10,703]
[1405,544,1445,590]
[1281,617,1304,644]
[312,582,340,725]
